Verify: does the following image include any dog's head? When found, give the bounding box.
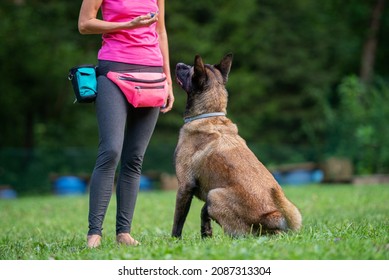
[175,54,233,117]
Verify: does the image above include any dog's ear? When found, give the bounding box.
[193,55,207,86]
[215,53,233,84]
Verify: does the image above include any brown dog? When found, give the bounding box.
[172,54,302,238]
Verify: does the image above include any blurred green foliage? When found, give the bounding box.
[0,0,388,193]
[325,75,389,174]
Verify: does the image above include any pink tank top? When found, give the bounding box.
[98,0,163,66]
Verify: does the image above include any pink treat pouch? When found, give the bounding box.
[107,71,168,108]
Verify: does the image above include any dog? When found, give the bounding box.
[172,54,302,238]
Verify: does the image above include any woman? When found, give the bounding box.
[78,0,174,248]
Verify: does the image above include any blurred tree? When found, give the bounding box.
[0,0,100,149]
[360,0,386,84]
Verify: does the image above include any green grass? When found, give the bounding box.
[0,185,388,260]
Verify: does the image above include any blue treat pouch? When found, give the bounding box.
[68,65,97,103]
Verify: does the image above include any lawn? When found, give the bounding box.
[0,184,388,260]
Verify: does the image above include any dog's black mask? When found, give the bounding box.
[175,62,193,93]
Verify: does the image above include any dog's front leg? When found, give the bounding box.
[172,186,194,238]
[201,202,213,238]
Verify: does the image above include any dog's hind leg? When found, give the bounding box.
[207,188,251,236]
[201,203,213,238]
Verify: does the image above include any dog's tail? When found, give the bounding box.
[271,187,302,231]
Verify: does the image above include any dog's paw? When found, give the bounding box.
[201,229,213,239]
[172,232,182,239]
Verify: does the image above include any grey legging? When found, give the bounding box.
[88,60,161,236]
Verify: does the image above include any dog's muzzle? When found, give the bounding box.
[175,63,191,89]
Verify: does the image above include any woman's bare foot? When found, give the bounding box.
[116,233,140,246]
[87,234,101,248]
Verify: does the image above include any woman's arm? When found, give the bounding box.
[78,0,157,35]
[156,0,174,113]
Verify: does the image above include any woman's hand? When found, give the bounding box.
[128,12,158,29]
[160,85,174,113]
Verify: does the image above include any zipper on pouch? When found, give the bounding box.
[118,76,166,83]
[135,85,165,91]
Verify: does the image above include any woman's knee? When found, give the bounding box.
[96,147,122,169]
[121,154,144,174]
